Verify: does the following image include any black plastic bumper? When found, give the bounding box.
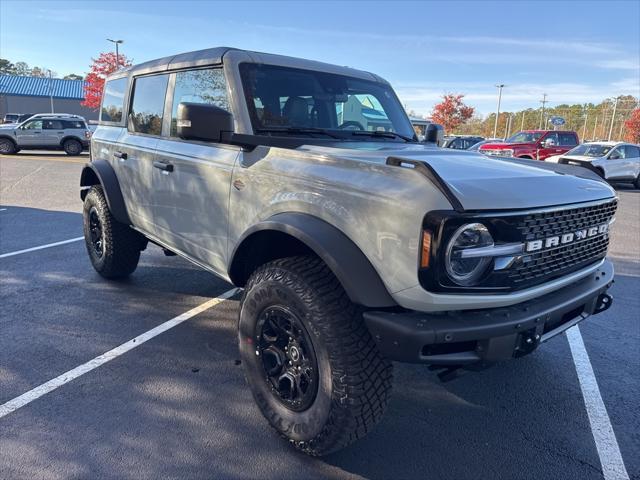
[364,260,614,366]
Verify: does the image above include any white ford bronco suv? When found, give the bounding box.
[81,47,617,455]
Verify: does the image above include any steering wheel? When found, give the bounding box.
[338,121,365,131]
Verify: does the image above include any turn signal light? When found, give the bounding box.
[420,230,432,268]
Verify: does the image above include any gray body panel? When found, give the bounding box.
[91,47,617,312]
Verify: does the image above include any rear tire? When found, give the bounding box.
[239,255,393,456]
[0,138,17,155]
[82,186,145,279]
[63,138,82,156]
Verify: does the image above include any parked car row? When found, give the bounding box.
[0,113,92,155]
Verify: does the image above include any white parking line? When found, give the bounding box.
[0,208,7,211]
[0,237,84,259]
[567,326,629,480]
[0,288,238,419]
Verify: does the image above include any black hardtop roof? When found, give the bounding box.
[106,46,382,83]
[109,47,235,79]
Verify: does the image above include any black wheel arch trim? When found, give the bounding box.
[229,212,397,308]
[80,160,131,225]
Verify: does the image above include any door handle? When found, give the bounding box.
[153,161,174,173]
[113,151,127,160]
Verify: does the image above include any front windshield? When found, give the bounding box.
[566,144,613,157]
[240,63,415,140]
[506,132,543,143]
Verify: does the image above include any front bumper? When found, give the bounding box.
[364,259,614,366]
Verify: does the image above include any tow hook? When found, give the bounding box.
[594,292,613,314]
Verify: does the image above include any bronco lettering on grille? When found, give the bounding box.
[525,223,609,252]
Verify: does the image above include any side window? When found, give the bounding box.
[129,74,169,136]
[623,145,640,158]
[62,120,86,129]
[543,132,559,145]
[609,147,624,159]
[170,68,229,136]
[43,120,63,130]
[558,133,578,146]
[101,77,128,123]
[24,120,43,130]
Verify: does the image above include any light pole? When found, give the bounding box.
[47,69,54,113]
[582,104,588,140]
[608,96,619,141]
[539,93,548,129]
[493,84,505,138]
[107,38,124,68]
[520,111,525,131]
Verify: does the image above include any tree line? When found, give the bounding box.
[0,58,83,80]
[414,94,639,143]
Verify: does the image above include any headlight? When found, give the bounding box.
[445,223,494,285]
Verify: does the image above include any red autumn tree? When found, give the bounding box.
[431,94,475,133]
[624,108,640,144]
[82,52,132,110]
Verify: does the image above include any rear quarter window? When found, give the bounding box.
[559,133,578,146]
[62,120,86,129]
[101,77,128,124]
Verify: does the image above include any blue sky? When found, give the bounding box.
[1,0,638,116]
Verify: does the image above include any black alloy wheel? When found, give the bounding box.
[88,206,104,258]
[257,305,319,412]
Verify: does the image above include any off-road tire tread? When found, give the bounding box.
[243,255,393,456]
[84,186,142,278]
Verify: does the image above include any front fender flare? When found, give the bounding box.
[230,212,396,308]
[80,160,131,225]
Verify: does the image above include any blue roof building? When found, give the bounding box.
[0,75,98,121]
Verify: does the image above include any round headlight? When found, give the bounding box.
[445,223,494,286]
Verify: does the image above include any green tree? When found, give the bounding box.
[0,58,16,74]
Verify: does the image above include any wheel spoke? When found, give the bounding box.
[257,306,319,412]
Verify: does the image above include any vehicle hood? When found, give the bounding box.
[558,155,601,163]
[479,142,531,150]
[298,143,615,211]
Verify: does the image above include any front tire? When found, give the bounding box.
[239,256,393,456]
[634,175,640,189]
[0,138,17,155]
[63,138,82,156]
[82,186,145,278]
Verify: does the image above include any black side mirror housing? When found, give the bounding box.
[424,123,444,145]
[177,102,233,142]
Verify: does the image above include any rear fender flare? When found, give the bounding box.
[80,160,131,225]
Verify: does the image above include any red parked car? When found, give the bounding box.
[479,130,579,160]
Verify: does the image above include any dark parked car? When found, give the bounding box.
[2,113,34,124]
[442,135,484,150]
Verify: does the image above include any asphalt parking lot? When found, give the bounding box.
[0,151,638,480]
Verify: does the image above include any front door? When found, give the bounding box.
[537,132,564,160]
[150,67,236,275]
[15,119,44,146]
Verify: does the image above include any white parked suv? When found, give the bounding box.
[0,113,91,155]
[81,47,618,455]
[550,142,640,188]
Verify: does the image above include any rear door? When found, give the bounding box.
[42,119,65,146]
[151,67,238,275]
[115,73,169,235]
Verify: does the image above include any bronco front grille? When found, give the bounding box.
[509,199,617,286]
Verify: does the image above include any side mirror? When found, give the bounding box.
[424,123,444,145]
[177,102,233,142]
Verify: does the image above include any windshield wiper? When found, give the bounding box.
[256,127,342,139]
[350,130,415,142]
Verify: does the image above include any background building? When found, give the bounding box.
[0,74,98,121]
